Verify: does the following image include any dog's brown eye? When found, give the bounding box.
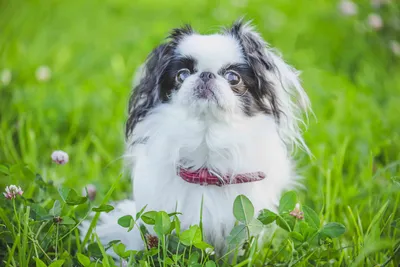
[176,69,191,83]
[224,71,241,85]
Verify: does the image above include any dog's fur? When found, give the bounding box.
[85,19,310,254]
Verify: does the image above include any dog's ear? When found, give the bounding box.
[225,19,281,119]
[126,25,195,139]
[126,44,172,138]
[225,19,311,152]
[168,24,195,47]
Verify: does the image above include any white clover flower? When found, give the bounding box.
[1,69,12,86]
[368,13,383,30]
[51,150,69,165]
[35,65,52,82]
[4,185,24,199]
[339,0,358,16]
[205,247,215,255]
[389,40,400,56]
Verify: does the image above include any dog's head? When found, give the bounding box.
[126,19,310,152]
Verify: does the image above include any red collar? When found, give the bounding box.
[178,167,266,186]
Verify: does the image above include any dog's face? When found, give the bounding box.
[159,32,268,117]
[127,20,310,151]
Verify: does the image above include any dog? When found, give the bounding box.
[88,19,310,254]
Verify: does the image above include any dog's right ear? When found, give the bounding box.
[126,25,195,139]
[125,44,173,138]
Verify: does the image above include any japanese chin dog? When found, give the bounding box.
[85,19,310,255]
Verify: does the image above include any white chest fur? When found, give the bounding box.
[127,104,295,249]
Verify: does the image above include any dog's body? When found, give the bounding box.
[89,20,310,253]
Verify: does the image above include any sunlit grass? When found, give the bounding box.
[0,0,399,266]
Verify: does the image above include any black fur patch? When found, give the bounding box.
[168,24,195,47]
[125,26,194,138]
[225,19,281,120]
[159,56,197,102]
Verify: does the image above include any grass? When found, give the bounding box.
[0,0,399,266]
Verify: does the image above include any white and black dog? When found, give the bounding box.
[88,19,310,253]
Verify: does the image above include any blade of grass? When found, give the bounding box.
[233,258,250,267]
[366,201,389,236]
[55,222,59,260]
[246,236,258,267]
[6,234,20,266]
[351,240,393,267]
[82,174,121,247]
[381,241,400,267]
[20,206,31,267]
[0,207,15,237]
[75,227,82,253]
[94,232,111,267]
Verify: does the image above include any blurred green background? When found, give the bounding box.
[0,0,399,263]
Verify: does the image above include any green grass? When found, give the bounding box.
[0,0,399,266]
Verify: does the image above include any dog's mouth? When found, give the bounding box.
[192,82,223,109]
[194,84,215,99]
[193,80,218,99]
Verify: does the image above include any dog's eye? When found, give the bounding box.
[176,69,191,83]
[224,71,241,85]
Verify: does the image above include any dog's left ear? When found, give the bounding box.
[225,19,280,118]
[225,19,311,152]
[126,44,172,139]
[126,25,195,139]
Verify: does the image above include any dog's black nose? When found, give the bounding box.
[199,72,216,83]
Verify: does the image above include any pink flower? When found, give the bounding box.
[339,0,358,16]
[82,184,97,201]
[51,150,69,165]
[289,203,304,220]
[368,13,383,30]
[4,185,23,199]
